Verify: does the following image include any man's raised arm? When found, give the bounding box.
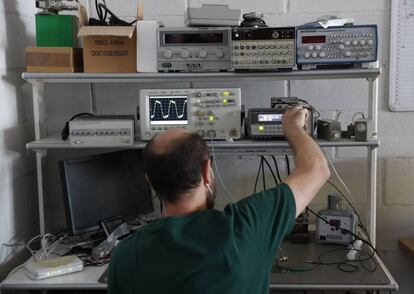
[282,108,331,217]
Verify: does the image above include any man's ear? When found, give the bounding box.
[201,158,212,186]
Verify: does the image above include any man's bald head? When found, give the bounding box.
[143,129,210,203]
[148,128,191,155]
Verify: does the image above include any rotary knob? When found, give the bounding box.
[345,51,351,57]
[304,52,310,58]
[312,52,318,58]
[339,44,345,50]
[307,45,314,50]
[319,52,326,58]
[359,40,366,45]
[315,45,322,50]
[180,50,189,58]
[199,49,207,58]
[272,31,279,38]
[368,39,373,45]
[356,123,367,132]
[344,40,351,46]
[352,40,358,46]
[216,49,224,58]
[163,50,172,59]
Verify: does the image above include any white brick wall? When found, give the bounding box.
[0,0,38,281]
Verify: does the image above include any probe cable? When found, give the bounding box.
[253,157,263,194]
[261,156,278,185]
[210,139,236,202]
[271,155,283,183]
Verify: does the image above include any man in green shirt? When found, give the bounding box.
[109,107,330,293]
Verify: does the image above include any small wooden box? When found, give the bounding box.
[26,47,83,73]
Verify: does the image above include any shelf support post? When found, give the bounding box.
[32,81,47,235]
[367,77,379,246]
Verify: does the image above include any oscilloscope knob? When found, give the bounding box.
[199,49,207,58]
[197,130,206,137]
[207,130,216,138]
[181,50,189,58]
[216,49,224,58]
[164,50,172,58]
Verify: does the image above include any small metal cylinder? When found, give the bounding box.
[328,193,341,210]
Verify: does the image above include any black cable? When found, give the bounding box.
[311,247,376,273]
[261,156,266,190]
[285,155,290,176]
[307,207,380,267]
[271,155,283,183]
[97,3,137,26]
[253,157,263,194]
[261,156,278,185]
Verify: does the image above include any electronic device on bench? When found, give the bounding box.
[247,97,315,139]
[59,149,153,235]
[316,194,357,245]
[24,255,84,280]
[157,27,232,72]
[296,25,378,70]
[231,27,296,70]
[139,88,241,140]
[69,115,134,147]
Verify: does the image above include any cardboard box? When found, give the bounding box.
[78,26,136,73]
[35,14,78,47]
[26,47,83,73]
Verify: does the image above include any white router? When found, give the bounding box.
[24,255,84,280]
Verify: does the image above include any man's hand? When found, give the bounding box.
[282,107,309,136]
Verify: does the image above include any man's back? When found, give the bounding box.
[109,184,295,294]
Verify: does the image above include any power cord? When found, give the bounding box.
[306,207,379,273]
[327,180,371,243]
[93,0,137,26]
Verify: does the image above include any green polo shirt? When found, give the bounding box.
[108,183,296,294]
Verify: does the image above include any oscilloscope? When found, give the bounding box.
[139,88,241,140]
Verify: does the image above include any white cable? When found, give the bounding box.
[322,150,357,205]
[210,139,236,202]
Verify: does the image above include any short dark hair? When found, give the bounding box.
[143,132,210,203]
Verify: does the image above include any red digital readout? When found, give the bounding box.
[302,35,326,44]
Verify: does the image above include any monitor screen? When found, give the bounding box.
[149,95,188,125]
[59,150,153,235]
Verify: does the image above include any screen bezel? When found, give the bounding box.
[59,150,154,235]
[149,95,189,126]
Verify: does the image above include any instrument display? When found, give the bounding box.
[140,88,241,141]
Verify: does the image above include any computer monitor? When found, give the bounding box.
[59,149,153,235]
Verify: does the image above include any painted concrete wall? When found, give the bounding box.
[3,0,413,289]
[0,0,39,281]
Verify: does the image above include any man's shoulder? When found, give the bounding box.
[225,183,294,210]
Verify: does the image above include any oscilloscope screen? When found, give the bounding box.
[149,96,188,125]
